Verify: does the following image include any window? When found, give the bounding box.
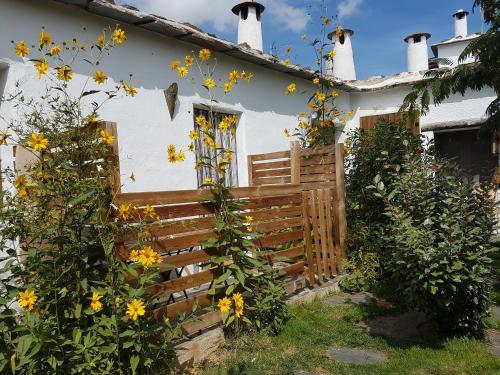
[193,108,239,187]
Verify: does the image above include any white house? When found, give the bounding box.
[0,0,496,194]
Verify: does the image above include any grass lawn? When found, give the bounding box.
[196,297,500,375]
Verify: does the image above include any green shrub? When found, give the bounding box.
[374,152,496,337]
[339,250,381,293]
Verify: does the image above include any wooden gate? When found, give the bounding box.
[247,142,347,285]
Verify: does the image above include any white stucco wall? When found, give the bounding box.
[0,0,328,193]
[436,40,476,67]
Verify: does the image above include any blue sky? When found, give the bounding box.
[118,0,484,80]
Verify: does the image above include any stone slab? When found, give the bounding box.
[490,305,500,321]
[328,346,388,365]
[346,292,375,305]
[324,295,350,307]
[357,311,429,342]
[487,329,500,358]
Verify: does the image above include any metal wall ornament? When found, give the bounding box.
[164,82,178,120]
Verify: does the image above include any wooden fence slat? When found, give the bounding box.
[250,150,291,161]
[252,160,290,170]
[309,190,323,284]
[302,191,315,286]
[317,189,330,278]
[300,173,336,183]
[325,189,336,275]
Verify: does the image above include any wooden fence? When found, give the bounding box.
[248,142,347,282]
[114,184,309,335]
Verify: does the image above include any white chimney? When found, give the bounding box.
[232,1,265,52]
[404,32,431,73]
[327,29,356,81]
[453,9,469,38]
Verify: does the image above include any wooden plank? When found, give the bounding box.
[300,182,336,191]
[103,121,121,195]
[300,145,335,157]
[276,245,305,260]
[253,169,292,178]
[300,155,335,167]
[309,190,323,284]
[148,268,218,296]
[254,229,303,248]
[254,176,292,185]
[300,164,335,175]
[283,261,305,276]
[325,189,336,275]
[335,143,347,261]
[302,191,316,287]
[317,189,330,278]
[244,205,302,221]
[300,173,336,183]
[254,217,303,233]
[290,141,301,185]
[252,160,290,170]
[250,150,290,161]
[181,311,222,336]
[247,154,254,187]
[153,291,217,320]
[242,195,302,210]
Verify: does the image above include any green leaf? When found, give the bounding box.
[130,355,140,375]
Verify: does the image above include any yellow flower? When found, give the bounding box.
[283,128,290,137]
[122,81,137,97]
[93,70,108,84]
[143,205,157,219]
[219,120,229,132]
[99,130,115,146]
[129,249,141,262]
[283,58,291,66]
[301,34,308,41]
[218,297,231,314]
[299,120,309,129]
[27,133,49,152]
[177,66,188,78]
[315,92,326,102]
[309,102,319,111]
[285,83,297,95]
[223,81,233,94]
[233,292,244,307]
[14,175,33,198]
[15,40,29,57]
[347,110,354,117]
[18,290,37,311]
[323,17,331,25]
[184,55,194,67]
[97,34,106,48]
[189,130,199,140]
[112,28,127,44]
[138,245,162,268]
[168,60,180,71]
[89,292,103,312]
[245,216,254,223]
[126,299,146,321]
[118,203,135,221]
[56,66,73,82]
[195,115,207,128]
[228,70,239,82]
[327,51,337,58]
[167,144,176,154]
[39,31,52,47]
[176,151,186,162]
[0,130,10,145]
[203,177,213,185]
[313,77,320,85]
[299,111,308,116]
[168,153,177,163]
[241,71,254,83]
[194,161,202,170]
[205,77,216,89]
[188,142,195,151]
[235,304,244,318]
[34,59,48,78]
[246,226,254,233]
[84,115,100,126]
[332,90,339,97]
[285,46,292,54]
[341,117,348,126]
[49,45,61,56]
[199,48,211,61]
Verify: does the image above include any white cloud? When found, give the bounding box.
[337,0,363,20]
[119,0,310,34]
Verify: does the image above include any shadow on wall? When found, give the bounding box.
[0,0,310,117]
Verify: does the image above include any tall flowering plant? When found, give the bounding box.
[283,3,353,148]
[168,50,288,334]
[0,28,180,373]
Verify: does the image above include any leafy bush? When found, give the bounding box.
[339,250,381,293]
[374,152,496,337]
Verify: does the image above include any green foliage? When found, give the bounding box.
[0,29,179,373]
[402,0,500,130]
[344,120,423,278]
[339,251,381,293]
[374,152,497,337]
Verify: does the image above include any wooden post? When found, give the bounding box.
[247,154,254,187]
[302,191,315,287]
[309,189,323,284]
[335,143,347,261]
[290,141,301,185]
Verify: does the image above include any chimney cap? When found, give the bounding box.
[327,28,354,40]
[232,1,265,16]
[453,9,469,18]
[404,32,431,43]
